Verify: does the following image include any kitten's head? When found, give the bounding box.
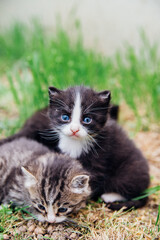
[48,86,111,158]
[22,153,91,223]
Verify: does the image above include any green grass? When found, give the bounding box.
[0,200,159,239]
[0,21,160,239]
[0,21,160,135]
[156,205,160,232]
[0,205,22,239]
[132,185,160,201]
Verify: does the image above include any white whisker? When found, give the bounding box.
[87,134,104,151]
[54,99,68,108]
[83,100,97,113]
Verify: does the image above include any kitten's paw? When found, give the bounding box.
[107,197,148,211]
[101,193,126,203]
[107,202,128,211]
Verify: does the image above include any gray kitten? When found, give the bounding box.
[0,138,91,223]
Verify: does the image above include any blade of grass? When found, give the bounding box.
[155,205,160,231]
[132,186,160,200]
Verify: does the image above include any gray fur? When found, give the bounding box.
[0,138,91,223]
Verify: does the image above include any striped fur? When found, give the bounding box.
[0,86,150,210]
[0,138,91,223]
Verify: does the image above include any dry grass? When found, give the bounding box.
[0,92,159,239]
[1,188,160,239]
[0,109,160,240]
[0,22,160,239]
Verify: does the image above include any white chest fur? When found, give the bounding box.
[59,134,86,158]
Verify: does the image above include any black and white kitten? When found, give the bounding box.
[0,138,91,223]
[0,86,150,210]
[47,86,149,209]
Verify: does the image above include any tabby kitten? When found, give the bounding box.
[0,86,150,210]
[0,138,91,223]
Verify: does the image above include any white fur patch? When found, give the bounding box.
[35,213,46,222]
[71,92,81,130]
[101,193,126,203]
[47,203,56,223]
[47,203,66,223]
[59,134,86,158]
[58,91,90,158]
[54,215,67,223]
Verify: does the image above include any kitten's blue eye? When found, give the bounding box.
[61,114,70,122]
[58,207,68,213]
[38,204,45,211]
[83,117,92,124]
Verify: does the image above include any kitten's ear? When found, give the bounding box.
[21,167,37,188]
[48,86,62,97]
[70,175,90,194]
[98,90,111,104]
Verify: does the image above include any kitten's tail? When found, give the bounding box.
[107,197,148,211]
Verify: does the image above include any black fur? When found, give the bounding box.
[0,105,118,147]
[0,86,149,210]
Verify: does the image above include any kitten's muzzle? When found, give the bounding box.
[47,219,56,223]
[70,128,80,136]
[47,216,56,223]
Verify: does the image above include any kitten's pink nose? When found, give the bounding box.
[48,219,56,223]
[47,214,56,223]
[70,128,80,135]
[47,217,56,223]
